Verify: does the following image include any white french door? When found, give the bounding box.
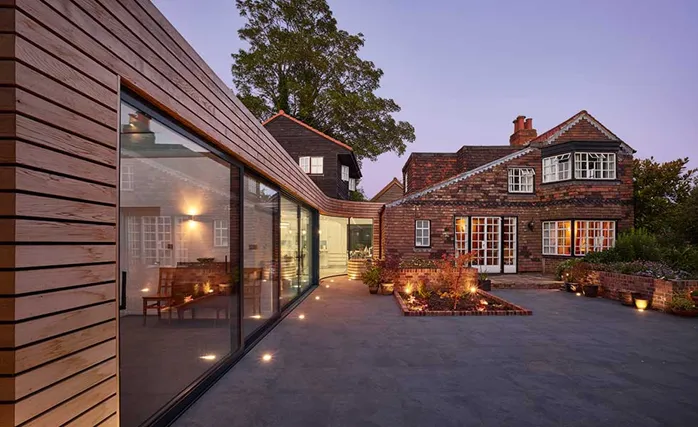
[503,217,517,273]
[471,217,501,273]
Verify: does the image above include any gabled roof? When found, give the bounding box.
[371,177,404,202]
[263,110,353,152]
[529,110,634,152]
[387,148,535,207]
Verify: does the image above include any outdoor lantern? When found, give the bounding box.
[635,298,649,311]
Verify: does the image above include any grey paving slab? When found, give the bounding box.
[174,278,698,427]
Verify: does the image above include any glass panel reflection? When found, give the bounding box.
[119,100,240,427]
[243,175,279,337]
[349,218,373,259]
[280,196,299,306]
[299,207,313,291]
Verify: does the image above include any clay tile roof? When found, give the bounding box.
[370,177,404,202]
[263,110,353,152]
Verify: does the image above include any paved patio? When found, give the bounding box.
[175,277,698,427]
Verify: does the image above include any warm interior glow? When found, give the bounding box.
[140,287,150,293]
[199,354,216,361]
[635,299,648,310]
[298,314,305,319]
[262,353,272,362]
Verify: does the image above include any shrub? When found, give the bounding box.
[378,256,400,283]
[668,296,696,312]
[361,264,382,287]
[613,229,662,262]
[691,290,698,297]
[569,262,592,284]
[556,258,581,280]
[431,253,476,310]
[661,245,698,276]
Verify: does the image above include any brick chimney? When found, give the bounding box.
[510,115,537,146]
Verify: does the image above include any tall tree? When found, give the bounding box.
[232,0,415,160]
[633,157,696,238]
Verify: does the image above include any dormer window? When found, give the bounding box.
[574,152,616,180]
[542,153,571,183]
[341,165,349,181]
[508,168,535,193]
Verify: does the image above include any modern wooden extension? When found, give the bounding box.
[0,0,382,425]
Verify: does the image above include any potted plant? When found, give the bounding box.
[567,261,590,294]
[361,263,382,294]
[668,296,698,317]
[691,290,698,305]
[582,269,600,298]
[478,272,491,292]
[379,256,400,295]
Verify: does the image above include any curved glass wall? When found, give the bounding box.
[319,215,348,278]
[349,218,373,259]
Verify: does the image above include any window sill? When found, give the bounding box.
[541,179,620,186]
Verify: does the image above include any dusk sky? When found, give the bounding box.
[153,0,698,198]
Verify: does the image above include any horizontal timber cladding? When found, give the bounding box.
[0,0,383,426]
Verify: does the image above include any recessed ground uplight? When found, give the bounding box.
[330,279,334,283]
[200,354,216,361]
[261,353,272,362]
[315,296,321,300]
[298,314,305,320]
[576,292,582,296]
[251,315,262,319]
[469,286,478,294]
[325,284,330,288]
[141,288,150,293]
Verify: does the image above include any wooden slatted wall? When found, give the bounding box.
[1,0,384,425]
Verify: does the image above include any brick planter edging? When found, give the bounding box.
[596,271,698,312]
[393,290,533,317]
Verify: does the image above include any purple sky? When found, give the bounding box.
[153,0,698,198]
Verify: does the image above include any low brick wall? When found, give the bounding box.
[597,271,698,311]
[395,268,438,290]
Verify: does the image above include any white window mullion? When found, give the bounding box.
[299,156,310,173]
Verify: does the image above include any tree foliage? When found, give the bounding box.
[633,157,696,241]
[232,0,415,160]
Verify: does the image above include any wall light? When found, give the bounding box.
[527,221,535,231]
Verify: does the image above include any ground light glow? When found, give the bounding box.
[325,284,330,288]
[262,353,272,362]
[140,288,150,292]
[251,315,261,319]
[315,296,321,300]
[298,314,305,319]
[200,354,216,361]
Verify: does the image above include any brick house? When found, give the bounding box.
[264,110,362,200]
[382,111,635,274]
[371,177,404,203]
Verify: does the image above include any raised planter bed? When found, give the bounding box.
[347,258,369,280]
[394,290,532,317]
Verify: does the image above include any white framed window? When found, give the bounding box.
[348,178,356,191]
[214,219,229,247]
[121,164,134,191]
[341,165,349,181]
[310,157,323,174]
[299,156,310,173]
[575,220,616,255]
[455,217,468,256]
[542,154,571,183]
[574,152,616,180]
[542,220,571,256]
[508,168,535,193]
[415,220,430,247]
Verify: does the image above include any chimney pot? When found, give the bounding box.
[513,115,526,132]
[524,118,533,130]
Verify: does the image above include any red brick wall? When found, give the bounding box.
[403,153,459,195]
[597,272,698,311]
[384,148,634,273]
[456,146,520,171]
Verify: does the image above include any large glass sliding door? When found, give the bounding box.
[280,197,300,306]
[319,215,348,277]
[119,95,241,427]
[243,175,279,337]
